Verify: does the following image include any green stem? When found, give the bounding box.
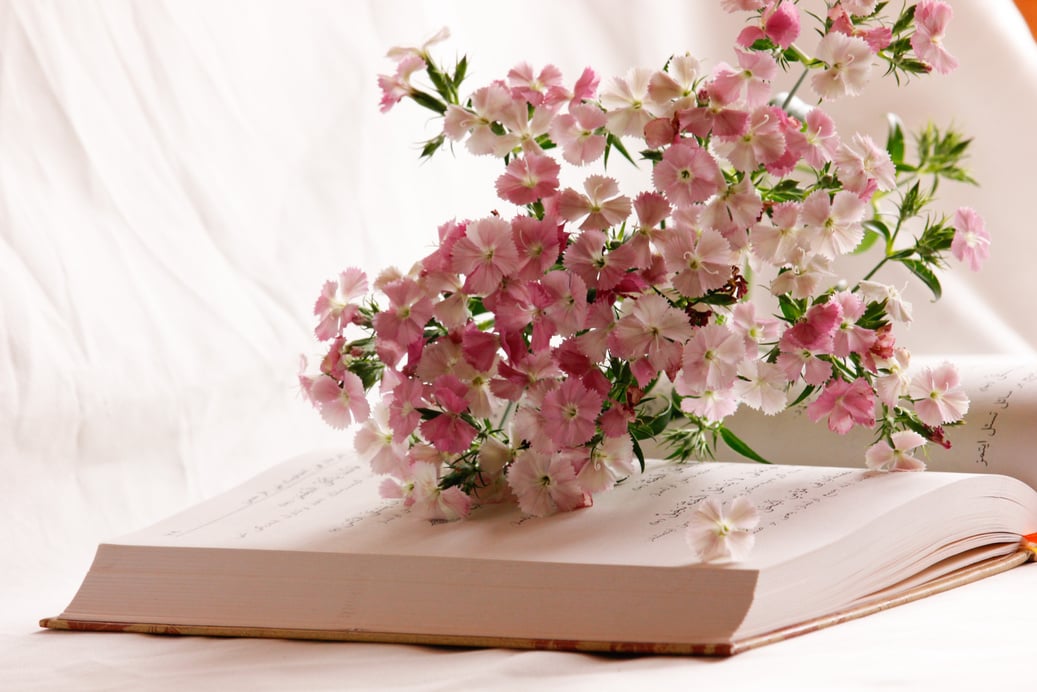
[782,67,810,111]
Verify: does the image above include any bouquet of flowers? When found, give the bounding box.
[300,0,988,540]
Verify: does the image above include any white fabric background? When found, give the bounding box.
[1,1,1035,689]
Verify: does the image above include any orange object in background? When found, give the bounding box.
[1017,0,1037,39]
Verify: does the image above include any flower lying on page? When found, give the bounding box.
[301,1,986,550]
[686,496,760,563]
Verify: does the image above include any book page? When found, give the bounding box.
[117,450,978,570]
[641,355,1037,489]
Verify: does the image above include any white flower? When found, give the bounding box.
[685,496,760,563]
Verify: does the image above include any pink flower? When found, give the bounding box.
[911,1,958,75]
[807,377,876,434]
[752,200,802,265]
[800,189,866,258]
[830,291,876,358]
[679,385,741,422]
[309,372,371,429]
[763,1,800,49]
[507,62,567,107]
[549,104,608,165]
[609,293,691,377]
[734,360,788,415]
[713,105,787,172]
[541,377,604,448]
[801,108,840,169]
[555,175,632,231]
[450,216,521,295]
[495,153,561,205]
[810,31,874,100]
[646,54,701,114]
[385,26,450,62]
[865,430,927,472]
[834,133,896,196]
[577,436,636,495]
[782,299,842,353]
[419,376,479,454]
[512,215,562,280]
[600,68,656,138]
[652,141,725,208]
[507,449,590,516]
[372,277,435,350]
[685,496,759,563]
[377,54,426,113]
[950,207,990,271]
[660,225,736,299]
[313,267,368,341]
[677,324,745,395]
[444,84,521,157]
[354,403,409,477]
[711,50,778,110]
[909,363,969,426]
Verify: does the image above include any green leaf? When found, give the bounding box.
[631,436,647,472]
[886,113,906,165]
[862,218,892,243]
[408,89,446,115]
[852,229,881,255]
[718,427,772,464]
[604,133,637,168]
[901,258,942,300]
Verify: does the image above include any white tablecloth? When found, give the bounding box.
[3,1,1035,689]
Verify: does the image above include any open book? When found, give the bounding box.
[43,454,1037,654]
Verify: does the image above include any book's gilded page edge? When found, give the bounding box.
[39,549,1032,658]
[727,548,1032,655]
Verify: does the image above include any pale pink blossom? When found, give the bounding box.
[782,300,843,353]
[646,53,701,114]
[577,436,636,494]
[752,200,803,265]
[680,386,741,422]
[444,84,521,157]
[874,347,912,408]
[713,105,787,171]
[314,267,369,341]
[555,175,632,231]
[609,293,691,376]
[800,189,867,258]
[372,277,435,350]
[909,363,969,426]
[801,108,840,169]
[950,207,990,271]
[377,54,426,113]
[865,430,927,472]
[834,133,896,196]
[600,68,656,138]
[507,449,590,517]
[507,62,568,107]
[730,302,782,349]
[839,0,878,14]
[807,377,876,434]
[768,247,833,299]
[704,174,764,239]
[734,360,788,415]
[354,402,409,476]
[811,31,874,100]
[561,229,635,292]
[685,496,759,563]
[830,291,877,358]
[385,26,450,62]
[911,1,958,75]
[450,216,521,295]
[402,461,473,521]
[660,226,736,298]
[549,104,608,166]
[653,141,724,208]
[495,153,561,205]
[859,281,913,323]
[309,372,371,429]
[677,324,746,394]
[541,377,604,448]
[721,0,767,12]
[711,50,778,110]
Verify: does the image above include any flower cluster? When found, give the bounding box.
[303,0,986,525]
